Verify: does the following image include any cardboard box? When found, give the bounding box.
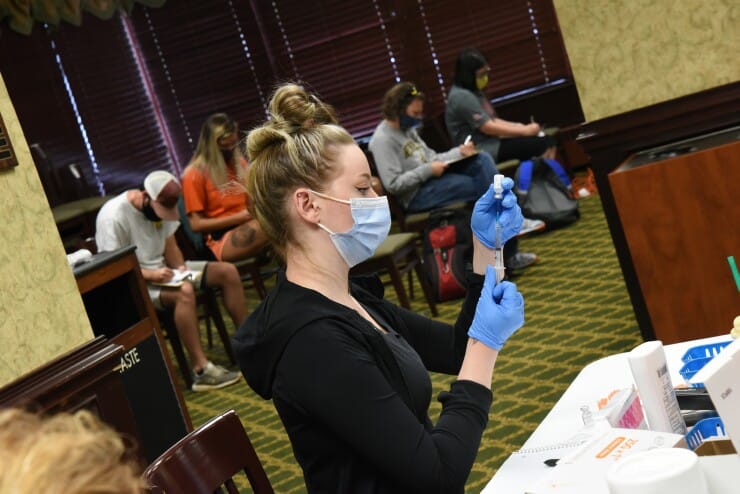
[695,439,736,456]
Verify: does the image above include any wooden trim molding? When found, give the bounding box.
[0,113,19,170]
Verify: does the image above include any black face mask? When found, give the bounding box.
[221,148,235,163]
[142,197,162,222]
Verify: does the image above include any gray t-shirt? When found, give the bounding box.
[368,120,461,209]
[445,85,500,159]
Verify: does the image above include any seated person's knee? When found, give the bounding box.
[176,282,196,304]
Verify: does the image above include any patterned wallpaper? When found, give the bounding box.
[0,74,93,387]
[554,0,740,122]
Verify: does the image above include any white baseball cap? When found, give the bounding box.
[143,170,181,221]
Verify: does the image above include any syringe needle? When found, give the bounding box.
[492,175,506,283]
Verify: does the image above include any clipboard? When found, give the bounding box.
[445,151,479,168]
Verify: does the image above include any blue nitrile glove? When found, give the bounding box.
[468,265,525,350]
[471,178,523,248]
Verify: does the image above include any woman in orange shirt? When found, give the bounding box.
[182,113,268,262]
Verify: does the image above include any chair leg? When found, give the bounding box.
[203,290,236,365]
[385,259,411,309]
[250,267,268,300]
[406,260,415,300]
[247,264,268,300]
[412,256,439,317]
[239,263,268,300]
[206,317,213,348]
[157,310,194,389]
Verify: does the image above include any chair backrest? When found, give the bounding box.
[363,149,416,231]
[175,197,216,261]
[144,409,274,494]
[30,143,64,206]
[58,161,95,201]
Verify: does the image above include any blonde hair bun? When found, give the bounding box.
[246,126,288,162]
[248,83,339,162]
[270,84,337,128]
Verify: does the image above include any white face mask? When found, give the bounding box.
[311,190,391,267]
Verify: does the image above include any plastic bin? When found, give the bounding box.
[685,416,725,450]
[681,341,731,362]
[679,358,714,387]
[678,341,731,388]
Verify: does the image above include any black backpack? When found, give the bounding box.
[421,208,472,302]
[514,158,580,228]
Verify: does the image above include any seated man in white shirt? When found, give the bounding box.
[95,170,245,391]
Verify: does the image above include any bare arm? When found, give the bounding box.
[141,267,174,283]
[479,118,540,138]
[163,235,186,270]
[457,340,498,388]
[188,210,250,234]
[139,238,185,283]
[456,236,499,387]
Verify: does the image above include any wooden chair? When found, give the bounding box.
[233,255,271,300]
[351,232,438,316]
[144,409,274,494]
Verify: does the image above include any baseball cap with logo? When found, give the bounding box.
[143,171,181,221]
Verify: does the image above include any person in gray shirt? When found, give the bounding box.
[369,82,538,271]
[445,47,556,163]
[368,82,496,213]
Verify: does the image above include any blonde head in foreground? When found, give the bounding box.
[0,408,145,494]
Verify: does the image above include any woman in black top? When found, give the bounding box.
[233,83,526,493]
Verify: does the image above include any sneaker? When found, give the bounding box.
[518,217,546,236]
[506,252,539,271]
[192,361,241,392]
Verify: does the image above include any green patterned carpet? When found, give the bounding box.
[179,194,643,493]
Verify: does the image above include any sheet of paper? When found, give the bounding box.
[524,427,684,494]
[151,269,201,287]
[489,439,589,492]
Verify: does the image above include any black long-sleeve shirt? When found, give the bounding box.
[233,272,492,493]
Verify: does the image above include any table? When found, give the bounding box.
[482,335,734,493]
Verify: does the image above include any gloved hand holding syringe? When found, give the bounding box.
[492,174,506,283]
[471,174,524,283]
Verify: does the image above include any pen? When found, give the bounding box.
[464,135,472,145]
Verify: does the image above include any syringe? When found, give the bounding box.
[492,174,506,283]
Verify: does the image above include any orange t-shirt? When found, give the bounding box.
[181,160,249,220]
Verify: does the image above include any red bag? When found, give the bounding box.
[422,209,472,302]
